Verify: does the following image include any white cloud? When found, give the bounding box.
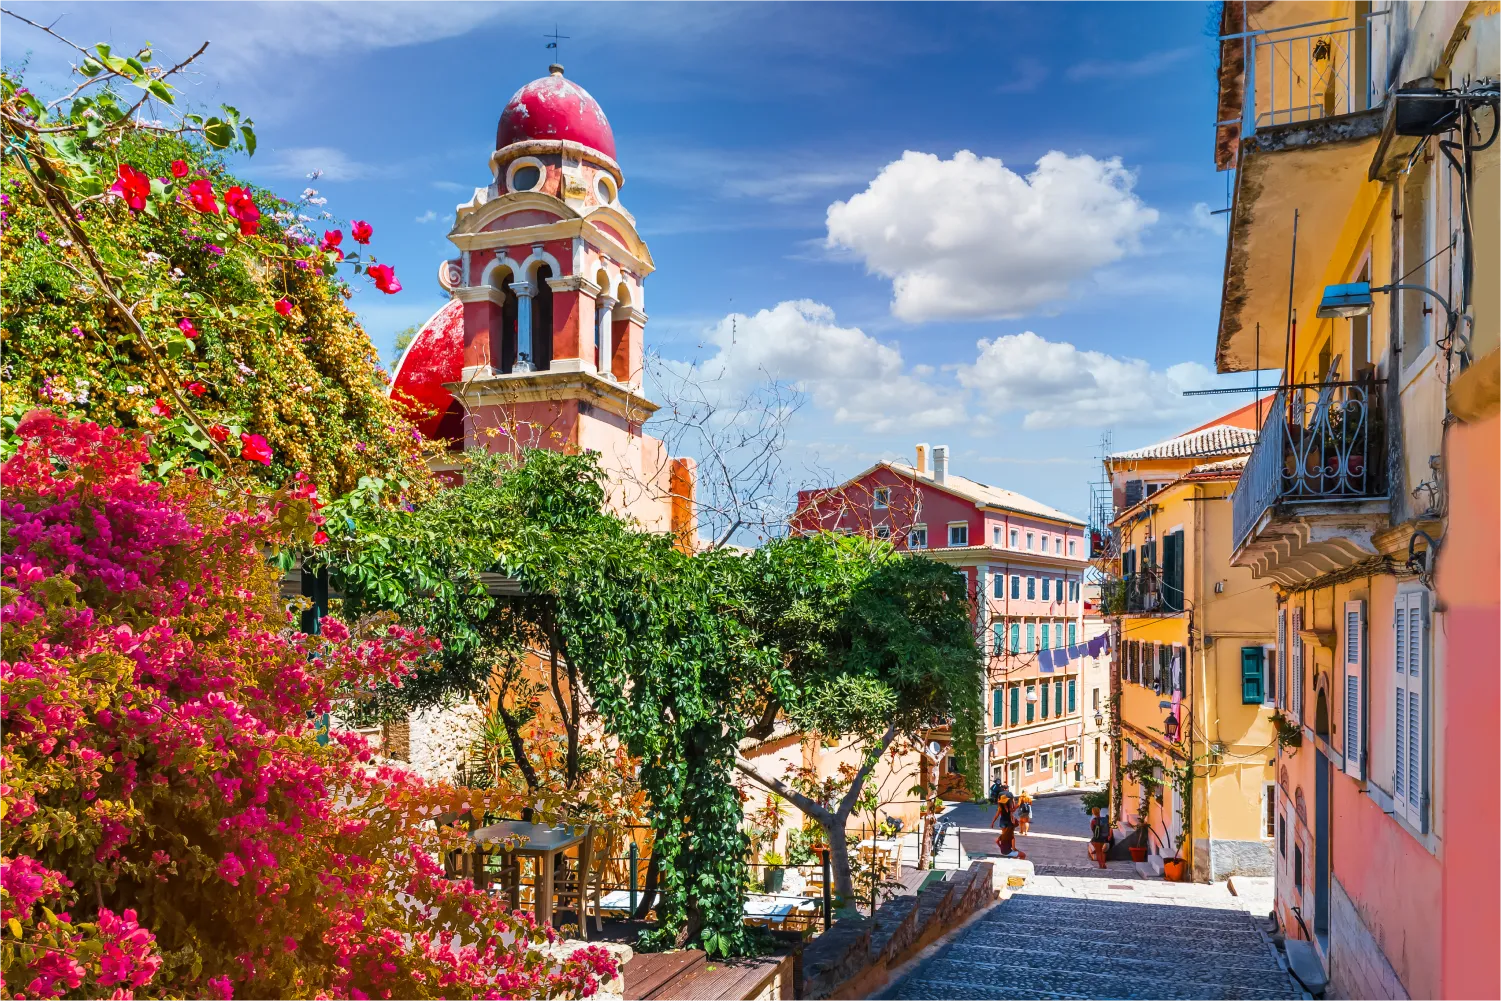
[414,209,439,224]
[251,147,373,181]
[1067,46,1196,82]
[666,300,965,432]
[956,330,1220,430]
[825,150,1158,322]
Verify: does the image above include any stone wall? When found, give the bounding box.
[1208,838,1274,881]
[1329,876,1409,1000]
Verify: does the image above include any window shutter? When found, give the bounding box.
[1276,608,1287,709]
[1069,622,1077,646]
[1241,647,1264,704]
[1042,578,1050,601]
[1041,682,1050,719]
[1056,680,1065,717]
[1042,623,1050,649]
[1403,591,1429,829]
[1068,679,1077,713]
[1343,600,1365,780]
[1012,575,1020,599]
[1011,623,1020,654]
[1026,686,1035,723]
[1394,593,1408,810]
[993,687,1004,727]
[1290,606,1304,720]
[1125,479,1143,507]
[1010,685,1020,726]
[1027,622,1036,652]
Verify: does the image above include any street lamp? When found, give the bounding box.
[1163,713,1180,743]
[1094,711,1105,728]
[1318,280,1458,331]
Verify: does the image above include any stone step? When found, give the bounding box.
[951,932,1284,972]
[901,958,1299,1001]
[945,940,1285,983]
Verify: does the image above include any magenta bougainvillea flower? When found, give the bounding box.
[186,178,218,214]
[368,263,401,295]
[170,159,190,178]
[350,220,372,244]
[177,317,199,339]
[223,186,260,236]
[109,163,151,213]
[238,432,273,465]
[274,298,293,317]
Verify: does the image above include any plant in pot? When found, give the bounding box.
[1127,822,1151,863]
[761,851,787,893]
[1157,821,1189,881]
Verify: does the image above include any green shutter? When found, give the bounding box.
[1010,686,1020,725]
[993,621,1005,655]
[1042,623,1050,649]
[1026,623,1035,652]
[1041,682,1050,719]
[1026,686,1035,723]
[1242,647,1265,704]
[1055,681,1064,715]
[993,687,1003,725]
[1068,679,1077,713]
[1068,622,1077,646]
[1010,623,1020,653]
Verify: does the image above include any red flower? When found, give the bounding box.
[109,163,150,213]
[178,318,200,339]
[151,397,173,418]
[184,381,207,397]
[239,432,274,466]
[223,187,261,236]
[368,264,402,295]
[312,530,329,545]
[351,220,373,244]
[274,299,293,317]
[207,423,230,443]
[170,159,190,179]
[187,179,219,214]
[320,229,344,259]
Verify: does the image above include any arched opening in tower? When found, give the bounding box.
[532,263,554,372]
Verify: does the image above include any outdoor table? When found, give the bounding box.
[742,894,816,928]
[470,821,586,927]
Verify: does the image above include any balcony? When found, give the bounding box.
[1230,381,1390,584]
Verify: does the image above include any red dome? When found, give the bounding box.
[495,68,616,161]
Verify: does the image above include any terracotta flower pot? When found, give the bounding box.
[1129,846,1149,863]
[1163,857,1188,882]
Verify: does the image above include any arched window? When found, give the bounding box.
[531,263,553,371]
[489,266,519,374]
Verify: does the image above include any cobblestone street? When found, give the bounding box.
[883,794,1301,999]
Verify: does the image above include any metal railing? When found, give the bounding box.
[1232,382,1388,550]
[1242,17,1387,135]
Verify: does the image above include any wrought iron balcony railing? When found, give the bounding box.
[1232,381,1389,551]
[1238,12,1392,137]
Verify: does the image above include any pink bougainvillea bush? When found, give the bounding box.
[0,413,617,999]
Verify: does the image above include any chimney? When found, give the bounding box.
[933,445,949,483]
[915,443,929,477]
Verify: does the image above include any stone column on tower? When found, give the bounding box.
[595,295,618,379]
[511,281,535,372]
[611,305,648,387]
[544,274,601,373]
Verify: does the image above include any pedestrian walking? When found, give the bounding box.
[1016,791,1033,836]
[990,782,1015,830]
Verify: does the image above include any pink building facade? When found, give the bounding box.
[793,444,1092,794]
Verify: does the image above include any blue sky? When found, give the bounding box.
[4,1,1268,520]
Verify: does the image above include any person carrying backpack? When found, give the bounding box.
[988,776,1003,805]
[1088,807,1112,868]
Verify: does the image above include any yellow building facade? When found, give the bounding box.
[1209,2,1497,995]
[1102,412,1280,882]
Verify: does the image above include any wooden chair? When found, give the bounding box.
[554,825,610,938]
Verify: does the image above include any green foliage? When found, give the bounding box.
[1,67,429,494]
[1081,788,1110,815]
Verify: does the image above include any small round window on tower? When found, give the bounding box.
[596,176,615,204]
[510,165,542,192]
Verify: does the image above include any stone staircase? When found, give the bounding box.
[885,883,1302,1000]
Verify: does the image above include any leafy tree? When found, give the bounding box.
[0,413,617,998]
[730,534,983,901]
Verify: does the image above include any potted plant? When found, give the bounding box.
[1157,821,1189,881]
[1127,822,1150,863]
[761,851,786,893]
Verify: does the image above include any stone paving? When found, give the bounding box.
[882,794,1301,1000]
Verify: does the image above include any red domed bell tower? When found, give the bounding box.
[390,64,693,541]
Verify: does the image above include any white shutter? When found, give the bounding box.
[1394,593,1408,810]
[1407,591,1429,830]
[1290,606,1304,720]
[1343,600,1365,779]
[1276,608,1287,709]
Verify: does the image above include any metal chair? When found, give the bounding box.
[553,825,609,938]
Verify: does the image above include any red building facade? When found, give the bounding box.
[793,444,1092,793]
